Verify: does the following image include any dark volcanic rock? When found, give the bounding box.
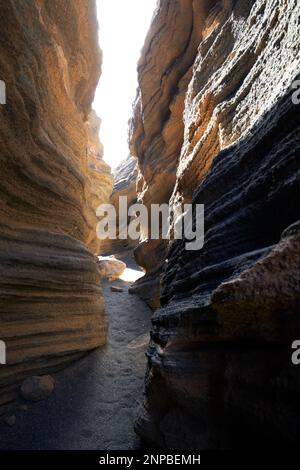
[129,0,212,307]
[132,0,300,449]
[4,415,16,427]
[113,156,137,195]
[110,286,124,293]
[129,0,242,308]
[20,376,55,402]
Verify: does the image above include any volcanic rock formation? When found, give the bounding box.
[101,155,138,255]
[87,111,114,252]
[0,0,111,410]
[131,0,300,448]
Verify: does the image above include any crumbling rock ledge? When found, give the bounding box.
[132,0,300,448]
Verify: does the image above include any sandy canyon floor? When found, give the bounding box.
[0,257,152,450]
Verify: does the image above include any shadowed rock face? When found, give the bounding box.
[132,0,300,448]
[129,0,231,307]
[0,0,111,409]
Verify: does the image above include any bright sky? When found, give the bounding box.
[93,0,157,170]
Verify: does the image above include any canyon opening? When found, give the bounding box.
[0,0,299,464]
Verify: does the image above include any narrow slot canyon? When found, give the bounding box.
[0,0,299,455]
[0,256,152,450]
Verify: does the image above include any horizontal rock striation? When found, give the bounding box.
[133,0,300,448]
[87,111,114,252]
[130,0,232,308]
[0,0,110,409]
[101,156,138,255]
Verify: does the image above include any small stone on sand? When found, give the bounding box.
[110,286,124,293]
[5,415,16,426]
[20,375,55,402]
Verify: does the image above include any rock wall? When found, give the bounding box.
[130,0,231,308]
[0,0,111,409]
[101,155,138,255]
[131,0,300,448]
[87,111,114,252]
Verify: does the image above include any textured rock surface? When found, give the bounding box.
[132,0,300,448]
[0,0,110,409]
[101,155,138,254]
[130,0,231,307]
[113,156,137,199]
[97,256,126,282]
[20,375,55,402]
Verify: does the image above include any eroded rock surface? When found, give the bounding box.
[87,111,114,252]
[131,0,300,448]
[20,376,55,402]
[130,0,238,307]
[0,0,110,409]
[100,155,138,255]
[97,256,126,282]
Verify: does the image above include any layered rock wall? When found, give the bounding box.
[0,0,111,409]
[131,0,300,448]
[87,111,114,252]
[101,156,138,255]
[130,0,233,307]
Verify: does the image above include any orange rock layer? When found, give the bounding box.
[0,0,112,409]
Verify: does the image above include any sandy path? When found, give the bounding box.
[0,259,152,450]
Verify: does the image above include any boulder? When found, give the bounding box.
[97,256,126,281]
[20,376,55,402]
